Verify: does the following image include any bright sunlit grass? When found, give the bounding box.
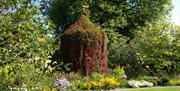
[127,86,180,91]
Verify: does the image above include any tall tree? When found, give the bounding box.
[48,0,172,37]
[129,22,180,76]
[0,0,55,71]
[0,0,56,88]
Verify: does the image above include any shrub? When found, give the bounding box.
[0,63,54,90]
[118,79,128,87]
[137,76,159,86]
[73,75,120,90]
[158,77,170,86]
[60,72,82,82]
[91,72,106,80]
[112,66,125,76]
[0,1,56,90]
[130,22,179,77]
[168,79,180,86]
[175,62,180,73]
[80,77,119,90]
[105,28,133,68]
[128,80,153,88]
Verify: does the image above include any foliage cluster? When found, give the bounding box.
[61,15,108,76]
[0,63,54,90]
[130,22,180,77]
[0,0,179,90]
[105,28,133,68]
[75,76,119,90]
[128,80,153,88]
[49,0,172,37]
[51,67,127,90]
[136,76,159,86]
[106,21,179,78]
[72,71,127,90]
[47,0,179,78]
[0,0,56,90]
[136,76,171,86]
[169,79,180,86]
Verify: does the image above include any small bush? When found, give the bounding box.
[112,66,125,76]
[105,28,133,68]
[128,80,153,88]
[168,79,180,86]
[158,77,170,86]
[73,75,119,90]
[137,76,159,86]
[175,62,180,73]
[91,72,105,80]
[118,79,128,87]
[0,63,54,90]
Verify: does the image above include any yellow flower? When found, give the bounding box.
[51,87,55,91]
[79,76,119,90]
[107,78,116,85]
[83,83,91,89]
[91,81,98,86]
[38,37,45,44]
[97,82,103,88]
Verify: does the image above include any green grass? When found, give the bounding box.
[127,86,180,91]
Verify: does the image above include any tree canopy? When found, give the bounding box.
[0,0,55,69]
[48,0,173,37]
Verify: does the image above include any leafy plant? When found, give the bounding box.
[112,66,125,76]
[60,15,109,76]
[0,63,54,90]
[75,76,119,90]
[128,80,153,88]
[168,79,180,86]
[48,0,173,37]
[130,22,179,77]
[0,0,56,90]
[104,28,134,69]
[136,76,159,86]
[158,77,170,86]
[118,79,128,88]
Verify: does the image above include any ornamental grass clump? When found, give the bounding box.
[60,6,109,76]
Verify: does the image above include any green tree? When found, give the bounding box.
[105,28,134,68]
[130,22,179,77]
[0,0,55,89]
[171,26,180,74]
[0,0,55,66]
[48,0,172,37]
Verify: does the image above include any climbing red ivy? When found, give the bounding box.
[61,15,109,76]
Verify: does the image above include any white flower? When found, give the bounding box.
[122,74,127,79]
[128,80,153,88]
[45,60,52,68]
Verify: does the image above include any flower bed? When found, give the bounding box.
[128,80,153,88]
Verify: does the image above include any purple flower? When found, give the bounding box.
[54,80,57,87]
[54,77,71,91]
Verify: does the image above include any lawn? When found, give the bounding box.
[111,86,180,91]
[126,86,180,91]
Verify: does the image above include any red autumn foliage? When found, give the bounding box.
[60,16,108,76]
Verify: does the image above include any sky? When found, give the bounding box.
[172,0,180,25]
